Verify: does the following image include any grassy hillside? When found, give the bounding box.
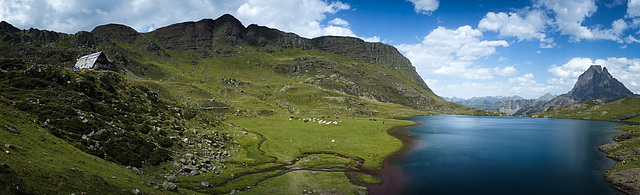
[0,15,488,194]
[535,97,640,123]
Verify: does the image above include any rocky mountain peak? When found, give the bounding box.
[567,65,635,103]
[0,21,21,35]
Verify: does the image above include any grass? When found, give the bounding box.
[240,170,366,194]
[541,97,640,123]
[288,154,356,169]
[0,100,192,195]
[231,115,414,170]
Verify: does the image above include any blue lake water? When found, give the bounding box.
[389,115,626,195]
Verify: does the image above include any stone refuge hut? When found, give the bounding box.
[74,52,117,71]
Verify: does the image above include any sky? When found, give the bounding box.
[2,0,640,99]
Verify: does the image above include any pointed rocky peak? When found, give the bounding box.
[0,21,21,35]
[567,64,636,103]
[91,23,139,43]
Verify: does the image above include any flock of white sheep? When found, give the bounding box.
[289,117,341,125]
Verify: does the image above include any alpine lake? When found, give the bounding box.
[370,115,628,195]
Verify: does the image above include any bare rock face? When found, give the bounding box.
[0,21,21,35]
[567,65,636,103]
[605,168,640,194]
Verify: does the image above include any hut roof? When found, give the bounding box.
[74,52,113,70]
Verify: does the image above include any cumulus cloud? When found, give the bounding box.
[547,57,640,93]
[548,57,594,78]
[479,10,547,41]
[235,0,351,38]
[535,0,597,40]
[478,10,557,48]
[408,0,439,14]
[628,0,640,18]
[396,25,508,79]
[494,66,517,76]
[531,0,630,42]
[508,73,536,85]
[328,18,349,26]
[476,0,639,46]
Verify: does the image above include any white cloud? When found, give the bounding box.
[478,10,549,42]
[628,0,640,18]
[323,25,356,37]
[236,0,350,38]
[548,57,594,78]
[361,36,381,43]
[508,73,535,85]
[396,25,508,79]
[408,0,439,14]
[535,0,598,41]
[531,0,629,42]
[494,66,517,76]
[476,0,635,45]
[329,18,349,26]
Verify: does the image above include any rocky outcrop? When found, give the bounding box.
[605,168,640,194]
[0,21,21,35]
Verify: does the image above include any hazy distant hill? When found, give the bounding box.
[443,95,524,112]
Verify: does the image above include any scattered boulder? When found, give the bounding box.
[162,181,178,191]
[130,167,141,175]
[201,181,210,187]
[132,189,141,195]
[166,175,178,183]
[4,125,20,134]
[15,177,26,193]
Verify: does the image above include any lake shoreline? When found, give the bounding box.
[599,124,640,194]
[364,121,420,195]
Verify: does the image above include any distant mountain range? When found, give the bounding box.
[444,93,555,112]
[451,65,638,115]
[500,65,638,115]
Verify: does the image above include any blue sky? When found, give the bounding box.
[2,0,640,99]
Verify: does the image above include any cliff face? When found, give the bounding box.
[566,65,635,103]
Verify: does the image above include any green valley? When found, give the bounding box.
[0,15,486,194]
